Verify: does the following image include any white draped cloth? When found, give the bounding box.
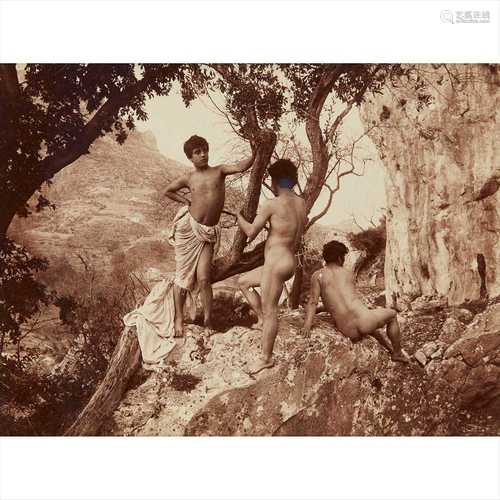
[123,206,220,370]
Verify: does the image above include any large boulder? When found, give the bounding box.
[430,302,500,412]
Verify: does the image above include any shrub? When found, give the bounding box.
[0,257,137,435]
[0,237,53,350]
[349,217,387,259]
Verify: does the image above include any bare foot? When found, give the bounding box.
[246,357,275,375]
[391,350,409,363]
[174,320,184,338]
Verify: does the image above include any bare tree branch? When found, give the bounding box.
[306,183,335,230]
[325,65,383,145]
[303,65,351,213]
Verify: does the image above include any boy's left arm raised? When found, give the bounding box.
[220,152,256,176]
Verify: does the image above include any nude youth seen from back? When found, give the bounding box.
[237,159,307,374]
[302,240,408,363]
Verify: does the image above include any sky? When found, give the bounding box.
[135,85,387,229]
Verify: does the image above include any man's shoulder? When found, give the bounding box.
[311,269,322,281]
[296,194,306,210]
[261,197,277,209]
[180,168,194,178]
[256,198,277,217]
[207,165,227,181]
[171,170,191,185]
[179,170,193,185]
[340,266,355,280]
[310,270,323,293]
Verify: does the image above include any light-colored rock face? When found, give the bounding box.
[104,303,500,436]
[360,65,500,309]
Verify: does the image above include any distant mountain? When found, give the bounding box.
[10,130,188,293]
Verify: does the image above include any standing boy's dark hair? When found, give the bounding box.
[323,240,349,266]
[183,135,209,159]
[268,159,298,187]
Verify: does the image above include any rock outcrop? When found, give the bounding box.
[103,303,500,436]
[361,64,500,309]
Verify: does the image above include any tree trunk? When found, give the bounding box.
[64,326,140,436]
[212,240,266,283]
[288,239,305,309]
[289,263,303,310]
[1,182,41,237]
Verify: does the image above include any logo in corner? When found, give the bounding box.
[440,10,491,24]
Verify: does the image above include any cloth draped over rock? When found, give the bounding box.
[123,206,221,370]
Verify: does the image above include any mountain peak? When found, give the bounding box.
[137,129,158,151]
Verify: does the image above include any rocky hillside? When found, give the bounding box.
[361,64,500,310]
[10,130,187,292]
[102,299,499,436]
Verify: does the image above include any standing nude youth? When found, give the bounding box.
[236,159,307,374]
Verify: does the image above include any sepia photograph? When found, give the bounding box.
[1,62,499,437]
[0,1,499,499]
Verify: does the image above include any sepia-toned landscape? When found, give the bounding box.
[1,64,499,436]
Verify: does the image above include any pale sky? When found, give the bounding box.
[136,86,386,229]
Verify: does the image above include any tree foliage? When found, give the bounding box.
[0,238,52,350]
[0,64,189,233]
[349,216,387,260]
[2,63,404,326]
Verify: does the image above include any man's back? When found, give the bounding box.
[303,240,409,362]
[266,193,306,253]
[317,266,366,324]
